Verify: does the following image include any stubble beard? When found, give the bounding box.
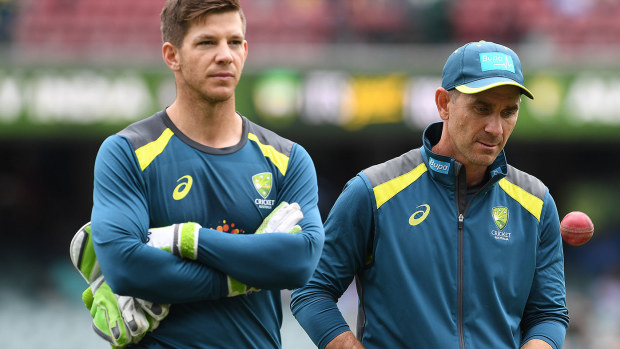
[186,80,235,106]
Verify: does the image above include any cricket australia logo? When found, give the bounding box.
[492,207,508,230]
[491,206,511,241]
[253,172,275,209]
[253,172,272,198]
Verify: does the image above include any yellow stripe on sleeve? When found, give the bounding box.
[498,178,543,221]
[248,132,289,176]
[373,163,427,209]
[135,128,174,171]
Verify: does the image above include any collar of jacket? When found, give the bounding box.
[420,122,508,192]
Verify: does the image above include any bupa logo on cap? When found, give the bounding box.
[428,158,450,174]
[479,52,515,73]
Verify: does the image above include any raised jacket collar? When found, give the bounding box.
[420,122,507,193]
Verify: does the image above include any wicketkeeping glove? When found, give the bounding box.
[70,222,169,348]
[81,276,156,348]
[255,201,303,235]
[227,201,304,297]
[146,222,201,260]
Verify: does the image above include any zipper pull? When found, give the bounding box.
[458,213,464,230]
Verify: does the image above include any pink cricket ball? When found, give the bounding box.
[560,211,594,246]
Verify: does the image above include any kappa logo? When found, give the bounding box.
[409,204,430,226]
[173,175,193,201]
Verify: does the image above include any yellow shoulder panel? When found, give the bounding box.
[373,163,427,209]
[248,132,289,176]
[135,128,174,171]
[498,178,543,221]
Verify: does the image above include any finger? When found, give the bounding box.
[136,298,170,321]
[148,318,161,332]
[288,224,302,234]
[82,286,95,309]
[273,202,300,222]
[91,302,127,346]
[91,281,130,346]
[118,296,150,338]
[274,206,304,232]
[268,202,290,221]
[261,202,289,233]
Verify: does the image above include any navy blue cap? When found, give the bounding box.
[441,41,534,99]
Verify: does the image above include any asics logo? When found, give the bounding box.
[173,175,193,201]
[409,204,430,226]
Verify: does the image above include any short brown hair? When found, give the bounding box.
[448,88,461,101]
[160,0,246,48]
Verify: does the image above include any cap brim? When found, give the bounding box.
[456,77,534,99]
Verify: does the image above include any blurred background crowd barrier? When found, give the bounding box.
[0,0,619,348]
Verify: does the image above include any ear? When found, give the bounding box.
[435,87,451,121]
[162,42,180,71]
[243,40,248,60]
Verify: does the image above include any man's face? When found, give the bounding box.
[445,85,522,170]
[176,11,247,103]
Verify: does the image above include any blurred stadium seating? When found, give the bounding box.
[15,0,162,51]
[10,0,620,50]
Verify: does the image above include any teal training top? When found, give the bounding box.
[291,122,569,349]
[91,110,324,348]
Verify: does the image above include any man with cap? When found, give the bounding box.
[290,41,569,349]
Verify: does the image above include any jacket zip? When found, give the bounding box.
[455,164,494,349]
[457,212,465,349]
[455,164,467,349]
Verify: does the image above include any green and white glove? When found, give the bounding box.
[70,222,101,284]
[255,201,303,235]
[146,222,201,260]
[70,223,169,348]
[227,202,304,297]
[81,276,153,348]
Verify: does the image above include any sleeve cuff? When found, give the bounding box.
[318,325,352,349]
[291,296,352,349]
[522,321,567,349]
